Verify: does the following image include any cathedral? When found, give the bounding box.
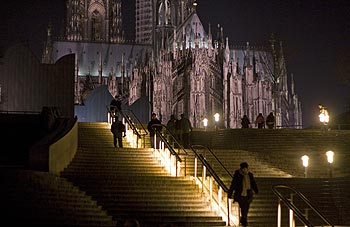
[42,0,302,128]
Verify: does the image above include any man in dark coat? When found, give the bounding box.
[266,112,275,129]
[179,113,192,148]
[111,116,126,148]
[255,113,265,129]
[241,115,250,128]
[147,113,162,148]
[228,162,259,227]
[166,114,178,146]
[110,95,122,116]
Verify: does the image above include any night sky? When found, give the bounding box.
[1,0,349,127]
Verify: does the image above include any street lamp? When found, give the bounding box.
[318,104,329,131]
[214,113,220,130]
[203,118,208,131]
[301,155,309,178]
[326,150,334,178]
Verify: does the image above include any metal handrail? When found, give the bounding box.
[121,109,148,137]
[0,110,41,114]
[272,184,334,227]
[191,144,232,178]
[191,145,235,225]
[120,111,142,138]
[150,124,187,177]
[151,124,186,160]
[197,153,229,192]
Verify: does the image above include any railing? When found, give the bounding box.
[191,145,239,226]
[151,124,187,177]
[121,109,148,147]
[332,123,350,130]
[148,127,239,225]
[0,110,41,114]
[272,184,334,227]
[276,124,304,129]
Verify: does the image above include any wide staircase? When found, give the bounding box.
[2,121,350,227]
[63,122,350,227]
[61,122,227,227]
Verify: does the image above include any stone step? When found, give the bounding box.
[1,168,116,226]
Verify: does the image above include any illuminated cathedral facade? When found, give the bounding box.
[42,0,302,128]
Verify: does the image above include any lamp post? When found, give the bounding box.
[203,118,208,131]
[301,155,309,178]
[214,113,220,130]
[318,104,329,131]
[326,150,334,178]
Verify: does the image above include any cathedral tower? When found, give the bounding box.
[65,0,124,43]
[135,0,153,44]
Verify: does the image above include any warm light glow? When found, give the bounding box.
[326,150,334,164]
[319,106,329,124]
[325,114,329,123]
[319,113,329,123]
[214,113,220,122]
[301,155,309,168]
[203,118,208,127]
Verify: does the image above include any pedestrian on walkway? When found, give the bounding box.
[266,112,275,129]
[147,113,162,148]
[179,113,192,148]
[166,114,178,146]
[110,95,122,116]
[228,162,258,227]
[111,116,126,148]
[241,115,250,128]
[255,113,265,129]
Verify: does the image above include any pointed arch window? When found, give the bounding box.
[91,10,103,41]
[158,0,171,25]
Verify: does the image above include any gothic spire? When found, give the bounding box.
[208,23,212,56]
[41,23,53,64]
[225,37,230,63]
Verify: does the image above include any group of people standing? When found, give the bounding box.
[147,113,193,149]
[241,112,275,129]
[168,114,193,148]
[110,92,275,150]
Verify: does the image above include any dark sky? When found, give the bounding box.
[1,0,349,127]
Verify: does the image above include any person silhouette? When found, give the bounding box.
[110,116,126,148]
[147,113,162,148]
[255,113,265,129]
[266,112,275,129]
[110,95,122,116]
[241,115,250,128]
[228,162,258,227]
[179,114,192,148]
[166,114,178,146]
